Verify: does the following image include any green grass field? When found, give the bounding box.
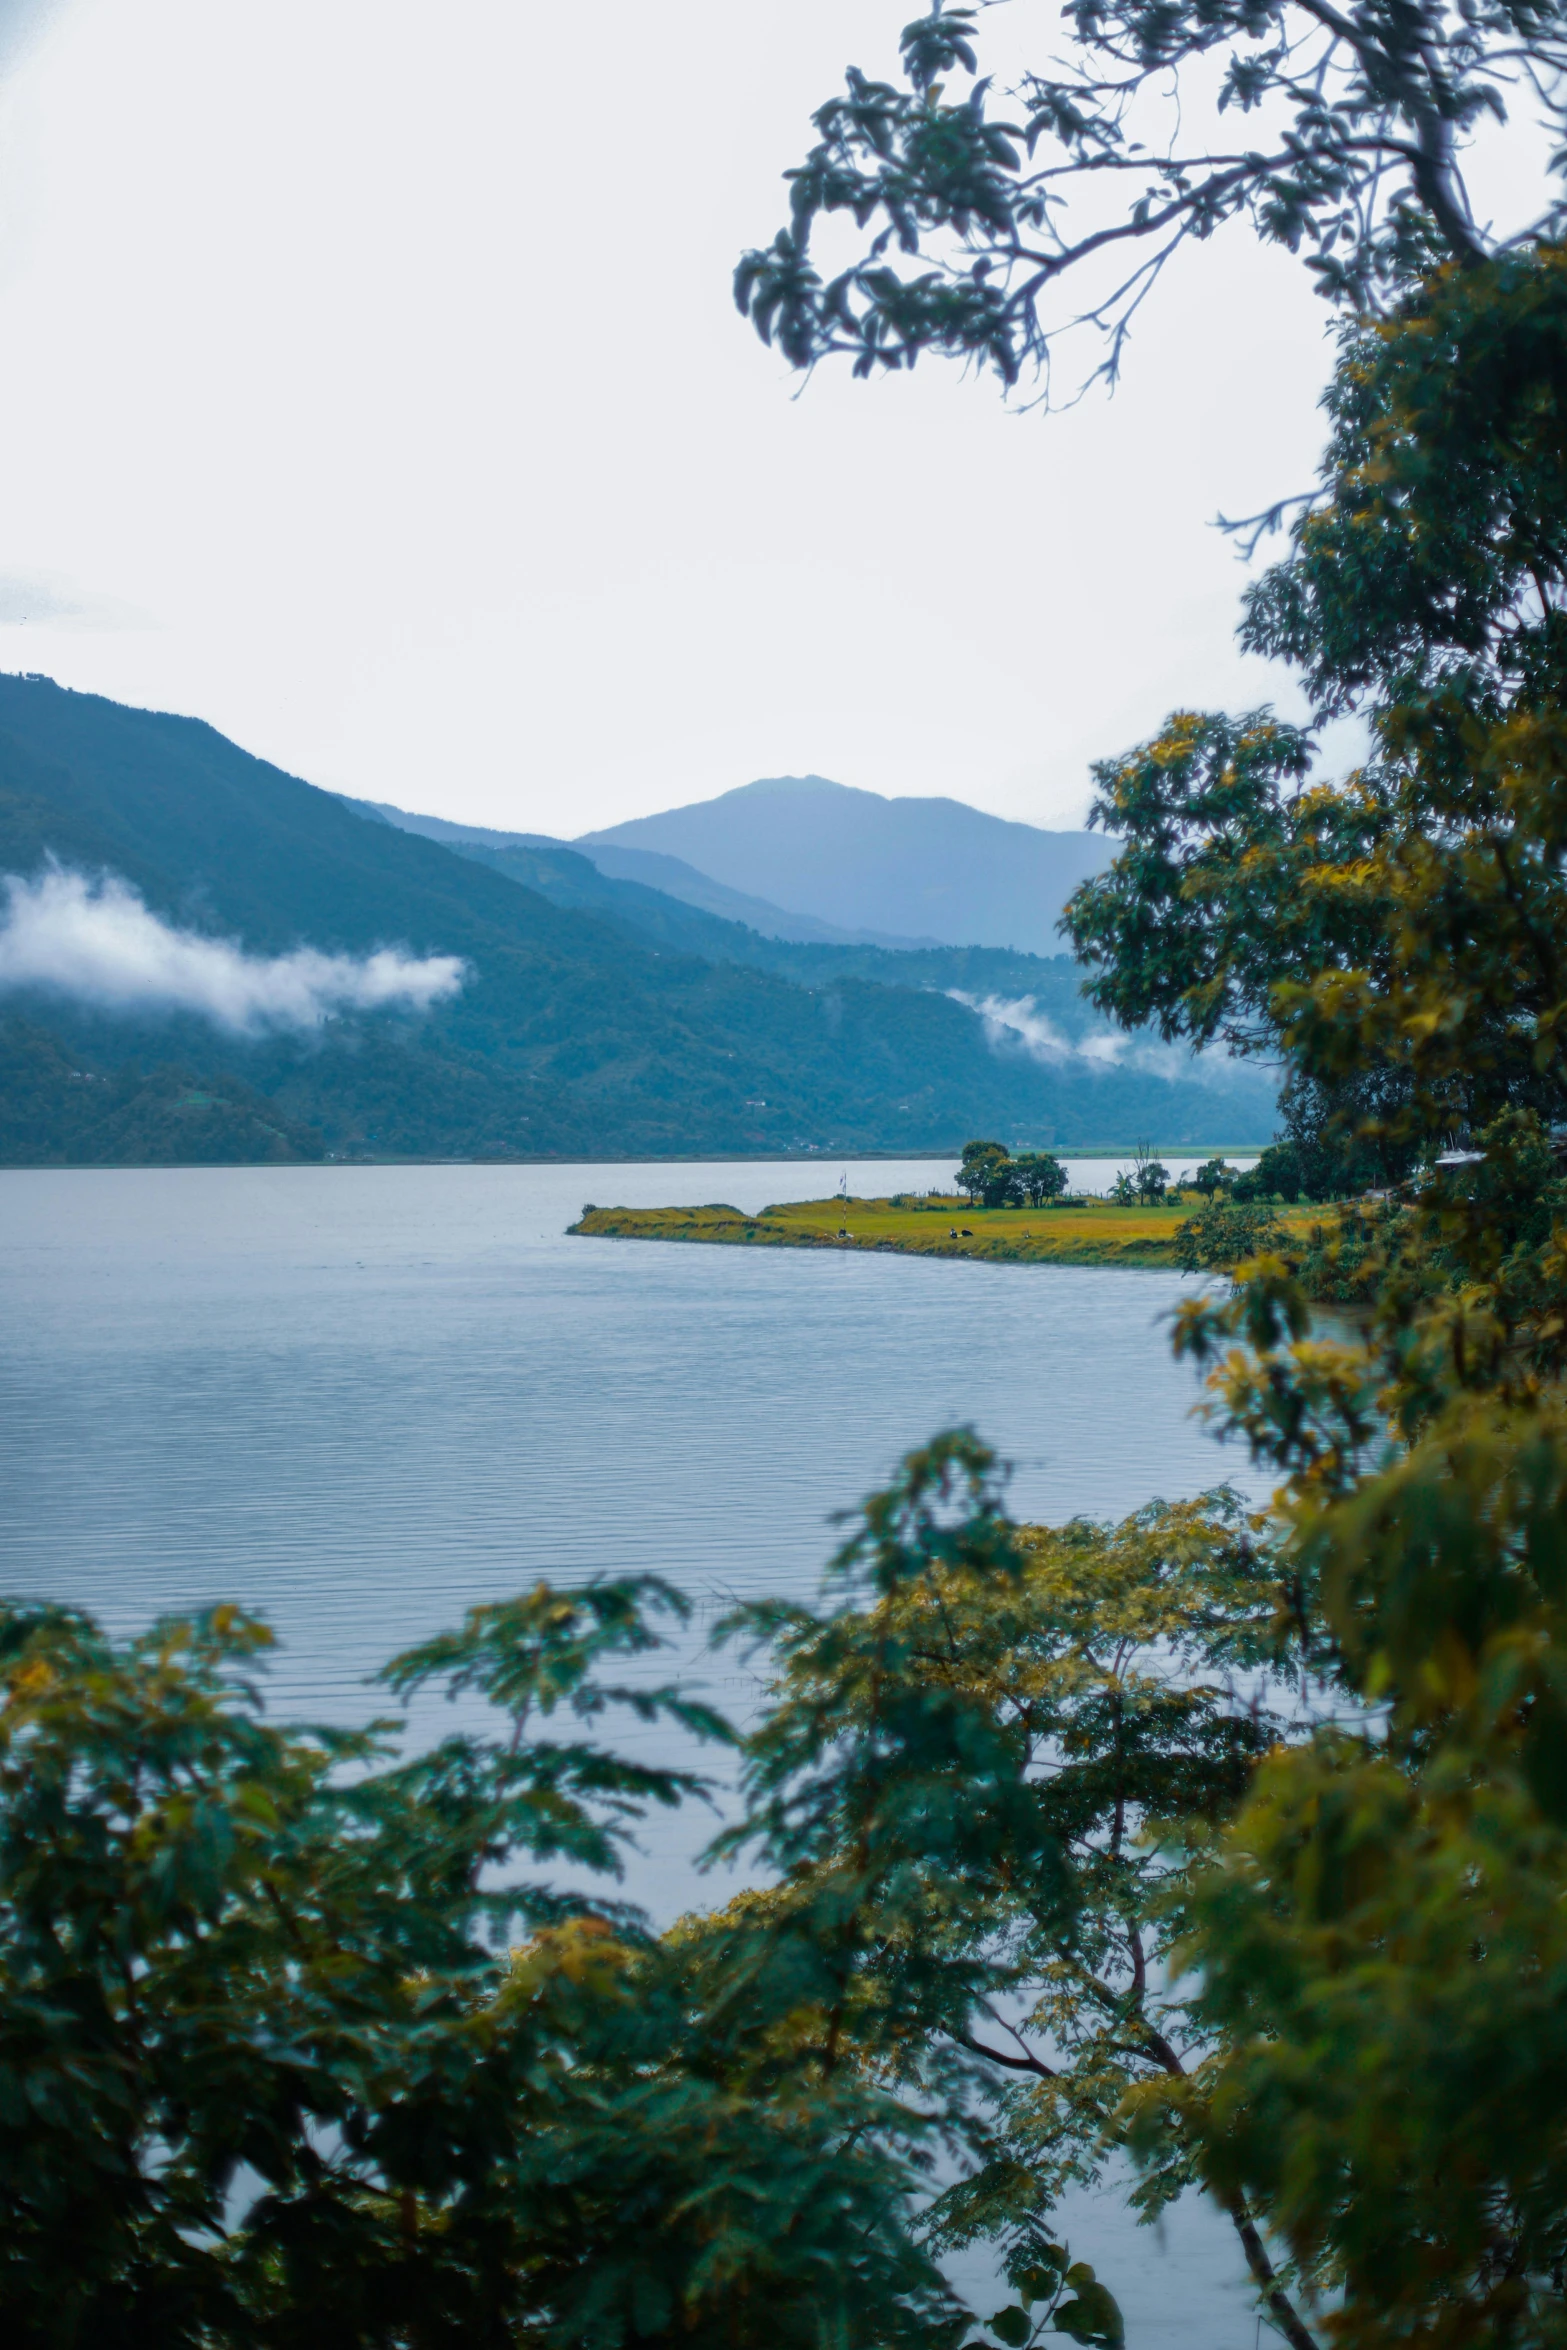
[569,1192,1320,1270]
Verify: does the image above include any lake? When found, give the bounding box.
[0,1158,1272,2346]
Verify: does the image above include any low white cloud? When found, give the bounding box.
[0,865,466,1033]
[949,990,1262,1091]
[949,992,1077,1065]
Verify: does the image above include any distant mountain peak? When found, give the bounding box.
[577,775,1112,955]
[699,773,871,802]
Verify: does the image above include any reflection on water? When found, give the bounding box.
[0,1159,1271,2347]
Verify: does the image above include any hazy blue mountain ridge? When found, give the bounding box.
[0,677,1276,1164]
[344,796,925,945]
[580,773,1115,954]
[355,801,1125,1028]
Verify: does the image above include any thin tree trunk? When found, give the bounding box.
[1219,2190,1319,2350]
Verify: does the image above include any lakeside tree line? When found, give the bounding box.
[951,1138,1353,1210]
[955,1140,1071,1207]
[12,0,1567,2342]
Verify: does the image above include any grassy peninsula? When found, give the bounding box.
[569,1192,1319,1270]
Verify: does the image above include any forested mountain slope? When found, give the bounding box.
[442,834,1103,1011]
[353,803,1167,1036]
[0,677,1275,1163]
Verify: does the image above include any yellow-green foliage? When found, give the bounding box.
[571,1194,1321,1271]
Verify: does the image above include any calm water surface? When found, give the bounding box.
[0,1159,1272,2347]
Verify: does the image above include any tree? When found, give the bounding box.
[1174,1197,1289,1273]
[958,1142,1019,1212]
[734,1,1567,396]
[1128,1141,1169,1203]
[1107,1143,1171,1204]
[0,1585,957,2349]
[960,1147,1068,1208]
[1231,1141,1303,1203]
[719,1434,1321,2350]
[1013,1150,1069,1206]
[734,12,1567,1203]
[1059,259,1567,2340]
[989,1163,1027,1208]
[1148,1279,1567,2350]
[1060,255,1567,1203]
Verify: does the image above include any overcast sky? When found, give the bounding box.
[0,0,1355,834]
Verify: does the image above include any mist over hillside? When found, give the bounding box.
[0,678,1276,1164]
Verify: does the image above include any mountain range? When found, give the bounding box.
[0,676,1277,1166]
[582,775,1116,954]
[357,772,1117,955]
[344,798,916,946]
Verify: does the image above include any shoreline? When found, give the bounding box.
[569,1193,1308,1271]
[0,1145,1273,1176]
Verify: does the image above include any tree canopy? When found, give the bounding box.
[715,1437,1314,2348]
[0,1582,954,2349]
[1054,246,1567,2343]
[956,1140,1070,1205]
[735,0,1567,392]
[1060,250,1567,1188]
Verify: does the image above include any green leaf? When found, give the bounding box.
[1016,2250,1067,2305]
[1054,2281,1125,2347]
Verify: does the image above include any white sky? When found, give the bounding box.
[0,0,1352,832]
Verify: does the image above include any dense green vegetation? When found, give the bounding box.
[17,3,1567,2346]
[0,677,1273,1165]
[1026,244,1567,2344]
[7,1449,1217,2350]
[954,1141,1069,1208]
[0,1019,325,1166]
[621,221,1567,2342]
[0,1581,946,2347]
